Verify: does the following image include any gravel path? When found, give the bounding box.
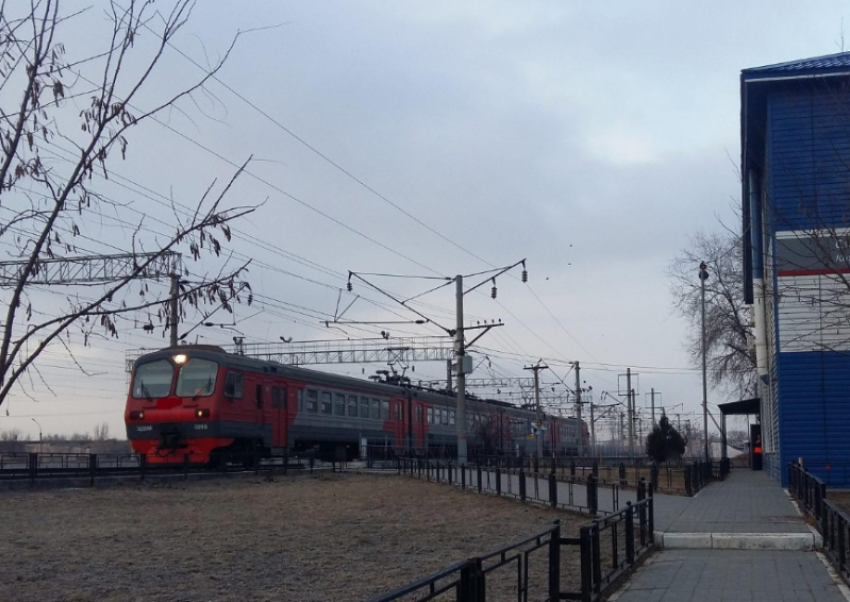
[1,472,591,601]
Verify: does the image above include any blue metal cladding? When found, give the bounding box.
[765,83,850,486]
[768,86,850,232]
[777,352,850,486]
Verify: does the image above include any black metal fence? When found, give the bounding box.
[0,450,337,486]
[369,482,655,601]
[788,462,850,582]
[398,458,630,516]
[471,455,729,496]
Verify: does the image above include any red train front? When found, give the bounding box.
[125,345,288,465]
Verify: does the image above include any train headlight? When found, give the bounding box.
[129,410,145,420]
[173,353,188,365]
[196,408,210,419]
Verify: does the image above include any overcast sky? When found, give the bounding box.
[5,0,850,441]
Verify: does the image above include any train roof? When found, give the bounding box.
[133,346,581,423]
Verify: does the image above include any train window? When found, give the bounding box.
[132,360,174,399]
[280,387,287,410]
[348,395,358,417]
[306,389,318,412]
[394,403,403,421]
[441,408,448,425]
[175,358,218,399]
[321,392,332,414]
[416,405,423,423]
[427,407,433,424]
[223,371,243,400]
[449,410,455,426]
[255,384,263,409]
[370,399,380,420]
[381,400,390,421]
[271,387,280,408]
[360,397,370,419]
[335,393,346,416]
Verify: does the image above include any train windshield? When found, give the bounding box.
[132,360,174,399]
[175,358,218,398]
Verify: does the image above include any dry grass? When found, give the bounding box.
[0,473,592,602]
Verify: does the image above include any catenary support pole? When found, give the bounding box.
[575,361,583,457]
[169,273,179,347]
[700,262,710,463]
[455,275,467,464]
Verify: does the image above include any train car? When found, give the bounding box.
[124,345,585,464]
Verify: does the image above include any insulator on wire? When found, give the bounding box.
[522,269,528,283]
[491,279,497,299]
[347,280,352,292]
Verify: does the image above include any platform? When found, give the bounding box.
[652,469,818,550]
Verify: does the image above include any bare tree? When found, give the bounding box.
[668,229,757,398]
[93,421,109,441]
[0,1,255,408]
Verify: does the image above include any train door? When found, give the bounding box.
[272,384,288,448]
[392,399,405,451]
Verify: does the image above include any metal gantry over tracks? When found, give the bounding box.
[125,335,455,372]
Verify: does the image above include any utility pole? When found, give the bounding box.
[619,411,625,457]
[650,388,657,428]
[169,273,179,347]
[524,362,547,458]
[626,368,635,457]
[589,402,596,457]
[446,359,453,393]
[455,275,468,465]
[700,261,710,463]
[574,361,583,457]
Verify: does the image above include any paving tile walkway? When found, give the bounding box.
[610,470,848,602]
[653,470,810,534]
[610,550,847,602]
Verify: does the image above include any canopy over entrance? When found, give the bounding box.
[718,398,760,417]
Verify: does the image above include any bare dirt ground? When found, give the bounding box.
[0,473,592,602]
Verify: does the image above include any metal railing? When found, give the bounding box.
[369,478,655,601]
[788,462,850,582]
[0,450,340,486]
[398,457,629,515]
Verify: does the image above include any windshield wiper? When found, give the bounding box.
[192,377,213,401]
[140,381,155,404]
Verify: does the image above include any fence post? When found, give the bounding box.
[684,465,693,496]
[549,520,561,602]
[618,462,626,487]
[520,468,527,502]
[592,459,599,478]
[570,459,576,478]
[89,453,97,487]
[838,508,847,572]
[650,463,659,492]
[648,483,655,546]
[534,455,539,474]
[587,475,598,515]
[549,472,558,508]
[579,526,592,602]
[477,464,482,493]
[820,482,828,536]
[496,467,501,496]
[638,479,647,547]
[28,452,37,483]
[592,522,602,595]
[625,501,635,564]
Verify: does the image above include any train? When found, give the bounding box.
[124,345,588,464]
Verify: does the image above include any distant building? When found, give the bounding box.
[742,52,850,485]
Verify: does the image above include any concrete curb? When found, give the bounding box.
[656,531,820,550]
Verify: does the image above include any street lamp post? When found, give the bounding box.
[699,261,710,464]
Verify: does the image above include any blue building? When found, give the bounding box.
[742,52,850,485]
